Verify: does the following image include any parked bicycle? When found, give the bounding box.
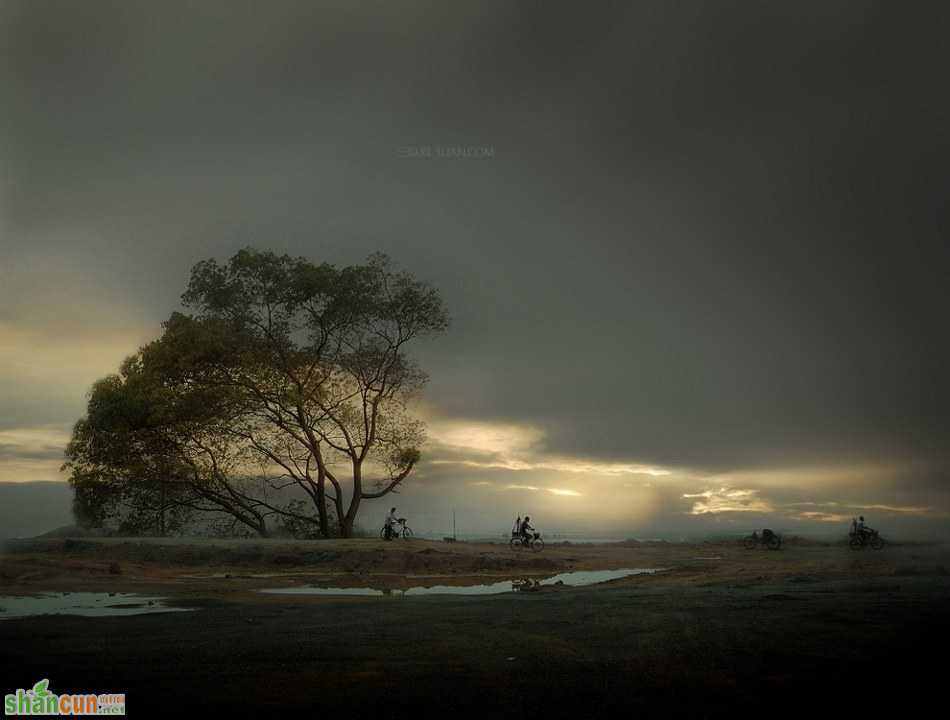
[510,531,544,552]
[380,518,414,540]
[743,529,782,550]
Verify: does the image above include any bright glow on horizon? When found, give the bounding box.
[0,425,71,483]
[2,411,946,538]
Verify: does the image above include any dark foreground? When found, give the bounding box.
[2,539,948,717]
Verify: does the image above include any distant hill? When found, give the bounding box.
[33,524,112,539]
[0,481,74,539]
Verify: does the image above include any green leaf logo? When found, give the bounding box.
[32,679,50,698]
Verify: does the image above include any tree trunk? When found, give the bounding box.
[316,471,329,539]
[342,461,362,538]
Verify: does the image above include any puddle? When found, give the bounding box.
[0,593,194,620]
[538,568,661,586]
[258,568,665,597]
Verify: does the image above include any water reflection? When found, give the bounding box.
[258,568,664,597]
[0,592,194,619]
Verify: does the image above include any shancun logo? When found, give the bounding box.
[4,679,125,716]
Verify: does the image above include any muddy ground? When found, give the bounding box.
[1,536,948,717]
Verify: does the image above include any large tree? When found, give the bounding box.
[65,249,449,538]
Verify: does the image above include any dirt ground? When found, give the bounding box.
[2,536,948,717]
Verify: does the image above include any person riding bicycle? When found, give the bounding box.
[519,516,535,544]
[384,507,399,540]
[856,516,875,541]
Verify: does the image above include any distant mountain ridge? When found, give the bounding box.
[0,481,73,539]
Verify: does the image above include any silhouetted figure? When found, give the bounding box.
[519,516,534,543]
[384,507,398,540]
[856,515,875,539]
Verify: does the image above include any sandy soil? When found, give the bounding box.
[1,536,948,716]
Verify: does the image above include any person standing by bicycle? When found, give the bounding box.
[384,507,399,540]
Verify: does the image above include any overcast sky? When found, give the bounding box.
[2,1,948,538]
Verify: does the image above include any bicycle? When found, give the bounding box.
[509,531,544,552]
[849,529,884,550]
[380,518,414,540]
[742,530,782,550]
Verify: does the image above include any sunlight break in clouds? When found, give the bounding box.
[797,511,851,523]
[788,501,939,518]
[418,415,949,533]
[426,419,543,456]
[426,418,672,478]
[432,458,672,477]
[500,484,583,497]
[682,487,773,515]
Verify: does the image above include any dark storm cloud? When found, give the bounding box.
[2,0,948,490]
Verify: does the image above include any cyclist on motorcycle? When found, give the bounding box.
[856,515,875,540]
